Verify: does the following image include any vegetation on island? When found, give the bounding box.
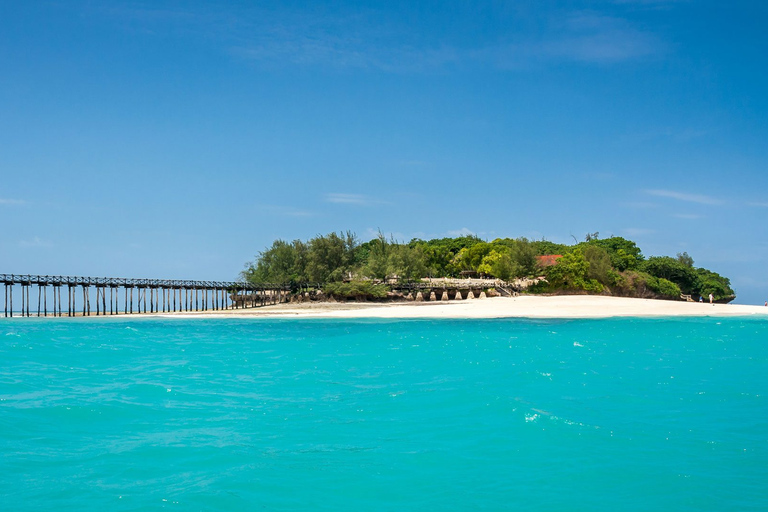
[242,231,735,302]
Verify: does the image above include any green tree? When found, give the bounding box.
[478,250,518,280]
[642,256,698,294]
[363,233,390,281]
[387,244,427,281]
[510,239,538,277]
[453,242,494,272]
[306,231,359,282]
[417,243,453,277]
[583,245,614,286]
[586,237,644,271]
[545,249,603,293]
[242,239,308,283]
[695,268,735,301]
[530,239,569,256]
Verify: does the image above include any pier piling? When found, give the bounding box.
[1,274,288,318]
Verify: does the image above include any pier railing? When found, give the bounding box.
[1,273,289,318]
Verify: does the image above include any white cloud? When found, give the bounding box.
[100,3,667,73]
[260,204,314,217]
[0,198,25,205]
[325,193,387,206]
[645,189,723,205]
[673,213,703,220]
[228,8,663,70]
[533,13,661,64]
[624,201,659,209]
[747,201,768,208]
[446,227,475,237]
[19,236,51,248]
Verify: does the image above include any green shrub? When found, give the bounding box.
[645,275,681,298]
[323,280,389,301]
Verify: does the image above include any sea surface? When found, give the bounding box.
[1,317,766,511]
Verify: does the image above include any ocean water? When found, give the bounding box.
[1,317,766,511]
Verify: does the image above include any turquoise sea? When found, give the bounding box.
[1,317,766,510]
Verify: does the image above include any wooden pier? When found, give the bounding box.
[1,274,288,318]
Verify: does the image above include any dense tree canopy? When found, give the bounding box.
[242,231,736,301]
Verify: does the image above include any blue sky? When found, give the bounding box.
[1,1,767,303]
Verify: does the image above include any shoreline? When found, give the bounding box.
[144,296,768,320]
[6,296,767,321]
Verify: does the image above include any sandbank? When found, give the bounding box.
[157,296,768,320]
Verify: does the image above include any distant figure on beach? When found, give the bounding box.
[709,293,714,305]
[699,296,703,303]
[764,301,767,307]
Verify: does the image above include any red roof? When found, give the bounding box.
[536,254,562,267]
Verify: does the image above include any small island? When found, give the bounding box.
[242,231,736,304]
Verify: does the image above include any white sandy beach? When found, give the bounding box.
[158,296,768,319]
